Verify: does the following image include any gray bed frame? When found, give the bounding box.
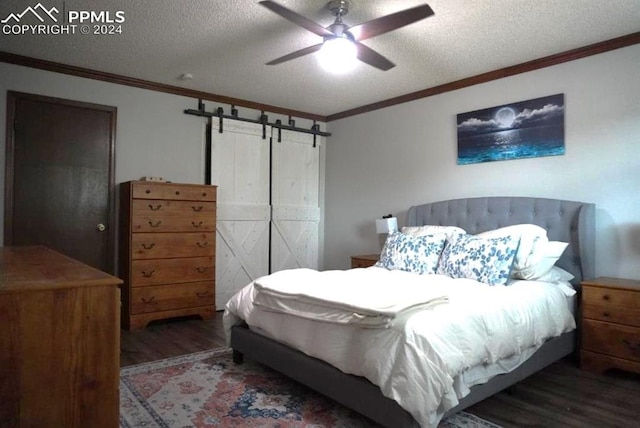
[231,196,595,427]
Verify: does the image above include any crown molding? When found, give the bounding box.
[326,32,640,121]
[0,51,328,122]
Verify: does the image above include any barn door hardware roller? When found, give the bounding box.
[184,100,331,141]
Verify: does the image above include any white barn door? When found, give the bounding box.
[270,129,321,272]
[210,120,270,309]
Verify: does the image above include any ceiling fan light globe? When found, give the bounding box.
[318,37,357,74]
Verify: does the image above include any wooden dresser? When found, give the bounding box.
[351,253,380,268]
[580,276,640,374]
[119,181,217,330]
[0,246,121,428]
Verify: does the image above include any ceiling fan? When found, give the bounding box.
[259,0,434,72]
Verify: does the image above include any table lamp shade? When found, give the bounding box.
[375,217,398,234]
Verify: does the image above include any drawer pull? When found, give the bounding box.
[622,339,640,353]
[196,241,209,248]
[175,191,181,195]
[141,270,155,278]
[196,291,209,298]
[202,192,207,197]
[145,189,151,194]
[196,266,208,273]
[149,220,162,228]
[602,311,610,318]
[148,204,162,211]
[141,296,156,304]
[602,294,610,301]
[142,243,156,250]
[192,206,203,212]
[192,221,203,228]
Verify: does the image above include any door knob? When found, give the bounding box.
[97,223,106,232]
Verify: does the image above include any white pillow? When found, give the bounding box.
[514,241,569,280]
[476,224,548,272]
[506,267,576,296]
[402,225,466,241]
[534,266,575,283]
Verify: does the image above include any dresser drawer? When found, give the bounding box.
[131,200,216,232]
[582,304,640,327]
[131,232,215,259]
[130,257,214,287]
[582,286,640,309]
[582,319,640,363]
[130,281,214,314]
[132,182,216,202]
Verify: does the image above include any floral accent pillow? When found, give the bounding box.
[375,232,447,275]
[436,233,520,286]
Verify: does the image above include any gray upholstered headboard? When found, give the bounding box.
[406,197,595,285]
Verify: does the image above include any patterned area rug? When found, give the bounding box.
[120,348,501,428]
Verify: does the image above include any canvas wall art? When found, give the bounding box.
[456,94,565,165]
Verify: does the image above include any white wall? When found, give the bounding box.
[324,44,640,279]
[0,62,326,268]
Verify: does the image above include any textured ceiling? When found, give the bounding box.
[1,0,639,117]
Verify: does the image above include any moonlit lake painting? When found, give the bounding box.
[456,94,565,165]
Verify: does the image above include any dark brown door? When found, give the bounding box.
[4,91,116,273]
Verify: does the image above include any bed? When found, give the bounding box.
[225,196,595,427]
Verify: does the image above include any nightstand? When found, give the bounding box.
[351,254,379,268]
[580,277,640,374]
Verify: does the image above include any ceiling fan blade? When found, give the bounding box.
[349,4,435,41]
[259,1,334,38]
[266,43,324,66]
[355,42,395,71]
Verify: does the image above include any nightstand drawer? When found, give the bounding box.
[582,286,640,309]
[582,304,640,327]
[582,319,640,363]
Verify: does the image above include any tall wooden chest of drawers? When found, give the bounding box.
[580,277,640,374]
[119,181,217,330]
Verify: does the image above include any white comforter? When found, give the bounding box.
[224,267,576,428]
[253,268,449,327]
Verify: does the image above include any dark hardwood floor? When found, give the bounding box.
[120,313,640,427]
[120,312,227,367]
